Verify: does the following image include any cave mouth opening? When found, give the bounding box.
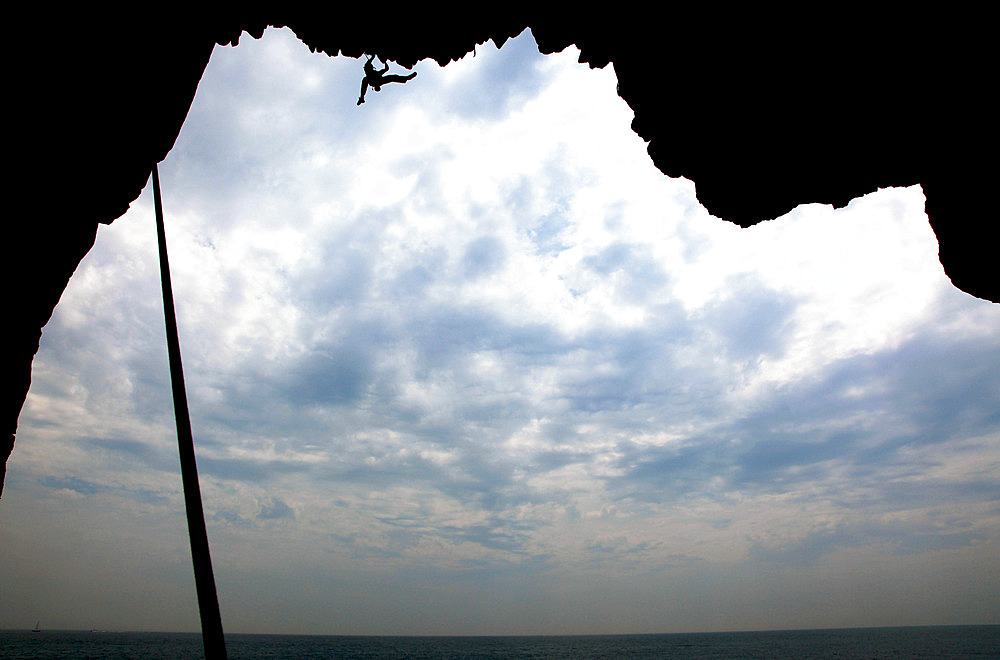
[6,24,1000,637]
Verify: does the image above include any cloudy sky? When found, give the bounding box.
[3,28,999,636]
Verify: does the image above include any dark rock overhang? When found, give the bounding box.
[4,8,994,494]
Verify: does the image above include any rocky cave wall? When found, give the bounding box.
[5,8,995,495]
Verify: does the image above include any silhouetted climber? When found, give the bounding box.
[357,55,416,105]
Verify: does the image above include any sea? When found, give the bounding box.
[1,625,998,659]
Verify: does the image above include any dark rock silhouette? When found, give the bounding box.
[4,8,995,495]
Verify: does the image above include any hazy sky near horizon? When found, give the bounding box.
[3,28,999,635]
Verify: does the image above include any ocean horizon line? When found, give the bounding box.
[5,622,997,637]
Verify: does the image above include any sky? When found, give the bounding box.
[3,27,999,636]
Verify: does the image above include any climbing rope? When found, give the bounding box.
[152,163,228,659]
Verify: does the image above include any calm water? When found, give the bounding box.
[1,626,998,659]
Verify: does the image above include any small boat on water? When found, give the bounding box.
[31,620,40,633]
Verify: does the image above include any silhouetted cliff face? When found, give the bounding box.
[4,9,994,494]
